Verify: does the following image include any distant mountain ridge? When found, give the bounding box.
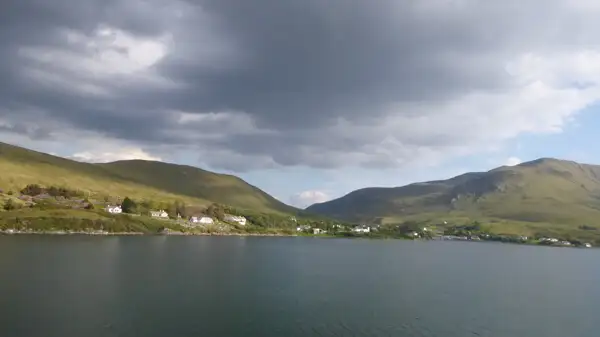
[0,142,297,214]
[306,158,600,226]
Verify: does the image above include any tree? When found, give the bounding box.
[167,202,178,219]
[175,201,187,218]
[206,203,225,221]
[121,197,137,214]
[3,199,17,211]
[47,186,60,197]
[21,184,44,196]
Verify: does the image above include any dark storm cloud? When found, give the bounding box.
[161,0,515,128]
[0,0,597,170]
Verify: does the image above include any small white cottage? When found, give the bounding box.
[105,205,122,214]
[224,214,247,226]
[190,216,214,224]
[150,210,169,219]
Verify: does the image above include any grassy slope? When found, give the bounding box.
[98,160,296,214]
[307,158,600,237]
[0,208,184,233]
[0,142,296,214]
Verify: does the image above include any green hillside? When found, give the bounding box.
[98,160,296,213]
[0,142,296,214]
[307,158,600,230]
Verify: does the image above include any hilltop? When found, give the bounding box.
[0,142,296,214]
[307,158,600,237]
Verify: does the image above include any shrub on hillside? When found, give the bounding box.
[205,203,225,220]
[121,197,137,213]
[3,199,19,211]
[47,186,83,198]
[579,225,597,231]
[20,184,83,198]
[21,184,44,196]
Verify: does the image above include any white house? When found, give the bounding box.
[150,210,169,219]
[190,216,214,224]
[297,225,311,232]
[313,228,322,235]
[224,214,247,226]
[352,225,370,233]
[105,205,122,214]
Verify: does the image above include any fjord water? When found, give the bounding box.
[0,237,597,337]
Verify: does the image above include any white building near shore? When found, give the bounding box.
[105,205,122,214]
[150,210,169,219]
[352,225,370,233]
[190,216,214,224]
[224,214,247,226]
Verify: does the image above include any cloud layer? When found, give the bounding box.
[290,190,331,209]
[505,157,523,167]
[1,0,600,171]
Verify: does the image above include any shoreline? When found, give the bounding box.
[0,230,594,248]
[0,230,145,236]
[0,229,297,237]
[160,231,297,237]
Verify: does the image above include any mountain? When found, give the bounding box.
[0,142,296,214]
[307,158,600,227]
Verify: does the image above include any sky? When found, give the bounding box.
[2,0,600,208]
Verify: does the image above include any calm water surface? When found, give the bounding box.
[0,236,598,337]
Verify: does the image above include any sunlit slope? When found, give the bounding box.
[307,158,600,225]
[0,142,296,213]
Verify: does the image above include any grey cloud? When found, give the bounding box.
[164,0,515,127]
[0,123,53,140]
[0,0,598,171]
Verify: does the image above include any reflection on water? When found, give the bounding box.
[0,236,599,337]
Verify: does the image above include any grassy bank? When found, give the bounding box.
[0,209,185,234]
[0,208,307,236]
[377,213,600,245]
